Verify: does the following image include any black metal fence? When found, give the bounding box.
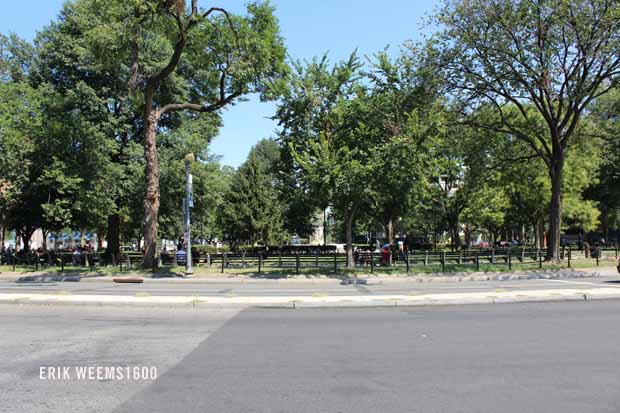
[3,245,619,274]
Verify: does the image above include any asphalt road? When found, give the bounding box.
[3,301,620,412]
[1,275,619,297]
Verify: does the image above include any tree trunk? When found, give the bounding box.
[18,227,35,253]
[464,224,471,249]
[547,156,564,263]
[345,208,356,268]
[97,229,104,251]
[386,218,394,245]
[142,108,160,269]
[80,227,86,248]
[41,230,48,252]
[0,225,4,250]
[452,223,460,251]
[106,213,121,264]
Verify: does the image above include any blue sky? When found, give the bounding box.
[1,0,438,167]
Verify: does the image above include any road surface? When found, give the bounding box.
[1,275,620,297]
[3,301,620,412]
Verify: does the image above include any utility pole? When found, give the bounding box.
[184,153,194,276]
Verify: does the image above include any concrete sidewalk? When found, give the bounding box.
[2,285,620,309]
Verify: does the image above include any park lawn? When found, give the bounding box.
[1,259,616,278]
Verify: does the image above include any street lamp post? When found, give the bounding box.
[184,153,195,276]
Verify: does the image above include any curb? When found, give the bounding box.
[1,288,618,309]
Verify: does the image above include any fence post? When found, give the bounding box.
[207,253,211,267]
[406,251,410,273]
[424,251,428,266]
[596,251,599,267]
[12,254,16,271]
[476,252,480,271]
[508,249,512,270]
[521,247,525,263]
[296,253,300,274]
[441,250,445,272]
[221,253,226,273]
[242,252,246,269]
[458,251,462,265]
[258,253,262,273]
[370,252,374,273]
[491,249,495,264]
[538,249,543,268]
[568,245,571,268]
[333,252,337,274]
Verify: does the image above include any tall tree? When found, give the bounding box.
[278,54,379,266]
[365,49,440,245]
[124,0,287,267]
[434,0,620,262]
[219,139,286,247]
[586,87,620,239]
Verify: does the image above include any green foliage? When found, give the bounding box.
[219,139,287,247]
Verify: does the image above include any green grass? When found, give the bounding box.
[1,257,616,278]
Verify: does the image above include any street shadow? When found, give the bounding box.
[246,269,350,280]
[15,275,81,283]
[150,266,182,278]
